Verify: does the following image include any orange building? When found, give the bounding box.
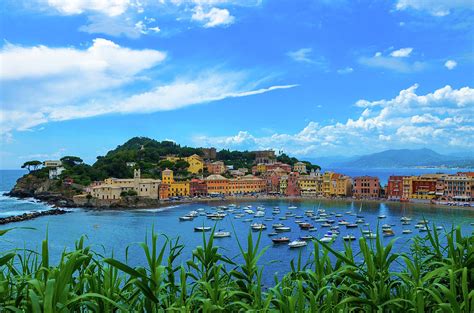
[205,174,229,195]
[228,175,266,194]
[159,184,170,200]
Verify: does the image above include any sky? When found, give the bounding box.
[0,0,473,168]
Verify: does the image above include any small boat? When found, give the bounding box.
[264,217,274,221]
[254,211,265,217]
[279,216,288,220]
[288,206,298,209]
[295,215,303,218]
[330,226,339,230]
[436,226,443,230]
[355,219,364,224]
[402,221,411,225]
[346,224,358,228]
[402,229,412,234]
[365,233,377,239]
[400,216,412,221]
[309,227,317,232]
[179,216,193,221]
[321,223,331,227]
[197,208,204,212]
[214,231,231,238]
[320,237,333,243]
[272,237,290,244]
[251,223,266,230]
[335,214,342,217]
[288,240,307,248]
[275,226,291,232]
[382,224,391,229]
[378,215,387,219]
[343,235,356,241]
[327,219,336,224]
[419,226,430,232]
[383,230,395,237]
[300,235,315,241]
[294,220,303,224]
[194,226,211,232]
[299,223,312,229]
[338,220,349,225]
[267,232,278,237]
[243,218,253,222]
[272,223,284,228]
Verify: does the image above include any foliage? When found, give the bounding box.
[21,160,42,172]
[0,225,472,311]
[60,156,84,168]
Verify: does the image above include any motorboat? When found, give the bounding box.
[299,222,312,229]
[320,237,333,243]
[402,229,412,234]
[194,226,211,232]
[378,215,387,219]
[264,217,274,221]
[267,232,278,236]
[288,206,298,209]
[343,235,356,241]
[309,227,317,232]
[335,214,343,217]
[214,231,231,238]
[279,216,288,220]
[364,232,377,239]
[179,216,193,221]
[251,223,266,230]
[300,235,315,241]
[321,223,331,227]
[346,224,358,228]
[272,223,284,228]
[288,240,307,248]
[272,237,290,244]
[338,220,349,225]
[275,226,291,232]
[383,230,395,237]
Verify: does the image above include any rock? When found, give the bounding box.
[0,209,70,225]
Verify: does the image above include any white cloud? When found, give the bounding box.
[390,47,413,58]
[287,48,314,63]
[445,60,457,70]
[0,39,296,140]
[337,67,354,74]
[47,0,131,16]
[395,0,473,16]
[191,6,235,28]
[194,84,474,156]
[359,50,425,73]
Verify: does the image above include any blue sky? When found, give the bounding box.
[1,0,473,168]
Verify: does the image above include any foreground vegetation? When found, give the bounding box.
[0,226,472,312]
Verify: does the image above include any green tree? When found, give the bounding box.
[21,160,42,172]
[61,156,84,168]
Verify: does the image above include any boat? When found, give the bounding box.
[330,226,339,230]
[382,224,391,229]
[294,220,303,224]
[272,237,290,244]
[364,232,377,239]
[288,240,307,248]
[275,226,291,232]
[419,226,430,232]
[267,232,278,237]
[295,215,303,218]
[300,235,315,241]
[188,211,199,217]
[214,231,231,238]
[343,235,356,241]
[254,211,265,217]
[436,226,443,230]
[243,218,253,222]
[378,215,387,219]
[264,217,274,221]
[288,206,298,209]
[299,222,312,229]
[272,223,284,228]
[197,208,204,212]
[279,216,288,220]
[346,224,358,228]
[402,221,411,225]
[194,226,211,232]
[400,216,412,221]
[251,223,266,230]
[309,227,317,232]
[321,223,331,227]
[383,230,395,237]
[179,216,193,221]
[338,220,349,225]
[320,237,334,243]
[335,214,342,217]
[355,219,364,224]
[402,229,412,234]
[327,219,335,224]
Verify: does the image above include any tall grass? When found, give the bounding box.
[0,225,472,312]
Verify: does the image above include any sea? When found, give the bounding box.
[1,169,473,286]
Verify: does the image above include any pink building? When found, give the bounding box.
[286,172,300,197]
[353,176,380,199]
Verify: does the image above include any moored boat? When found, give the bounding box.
[194,226,211,232]
[214,231,231,238]
[272,237,290,243]
[288,240,307,248]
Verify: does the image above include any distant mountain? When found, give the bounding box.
[323,148,474,169]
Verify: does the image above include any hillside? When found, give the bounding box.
[332,148,474,168]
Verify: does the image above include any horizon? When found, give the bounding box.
[1,0,473,169]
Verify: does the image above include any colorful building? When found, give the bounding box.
[386,176,407,200]
[286,172,300,196]
[205,174,229,195]
[165,154,204,174]
[254,150,276,164]
[353,176,380,199]
[442,174,473,201]
[293,162,307,174]
[228,175,266,194]
[279,175,288,194]
[190,179,208,197]
[298,175,319,196]
[334,175,352,197]
[206,161,226,175]
[161,168,189,197]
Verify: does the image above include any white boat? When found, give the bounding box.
[214,231,231,238]
[255,211,265,217]
[419,227,430,232]
[243,218,253,222]
[264,217,274,221]
[275,226,291,232]
[194,226,211,232]
[309,227,317,232]
[288,206,298,209]
[179,216,193,221]
[364,233,377,239]
[320,237,334,243]
[273,223,284,228]
[335,214,342,217]
[251,223,266,230]
[244,209,255,214]
[378,215,387,219]
[338,220,349,225]
[188,211,199,217]
[279,216,288,220]
[400,216,412,221]
[321,223,331,227]
[343,235,356,241]
[402,229,412,234]
[288,240,307,248]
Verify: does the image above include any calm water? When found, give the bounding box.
[1,170,473,285]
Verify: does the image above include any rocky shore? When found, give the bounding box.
[0,209,70,225]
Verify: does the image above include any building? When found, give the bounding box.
[229,169,245,177]
[48,166,65,179]
[206,161,226,175]
[334,175,352,197]
[238,168,249,174]
[161,168,190,197]
[190,179,208,197]
[322,172,333,196]
[386,176,407,200]
[262,169,286,194]
[252,162,291,175]
[201,147,217,160]
[165,154,204,174]
[298,175,319,196]
[254,150,276,164]
[279,175,288,194]
[293,162,307,174]
[286,172,300,196]
[159,184,170,200]
[126,162,136,167]
[43,160,62,168]
[205,174,229,195]
[228,175,266,194]
[353,176,380,199]
[402,175,440,200]
[443,174,473,202]
[92,169,161,200]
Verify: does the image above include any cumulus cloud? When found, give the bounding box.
[445,60,457,70]
[194,84,474,156]
[395,0,473,16]
[191,6,235,28]
[390,47,413,58]
[0,39,296,140]
[47,0,131,16]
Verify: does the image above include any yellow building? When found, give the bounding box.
[228,175,266,194]
[165,154,204,174]
[293,162,307,174]
[279,175,288,194]
[298,175,320,196]
[92,169,161,200]
[335,175,352,197]
[161,168,190,197]
[322,172,333,196]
